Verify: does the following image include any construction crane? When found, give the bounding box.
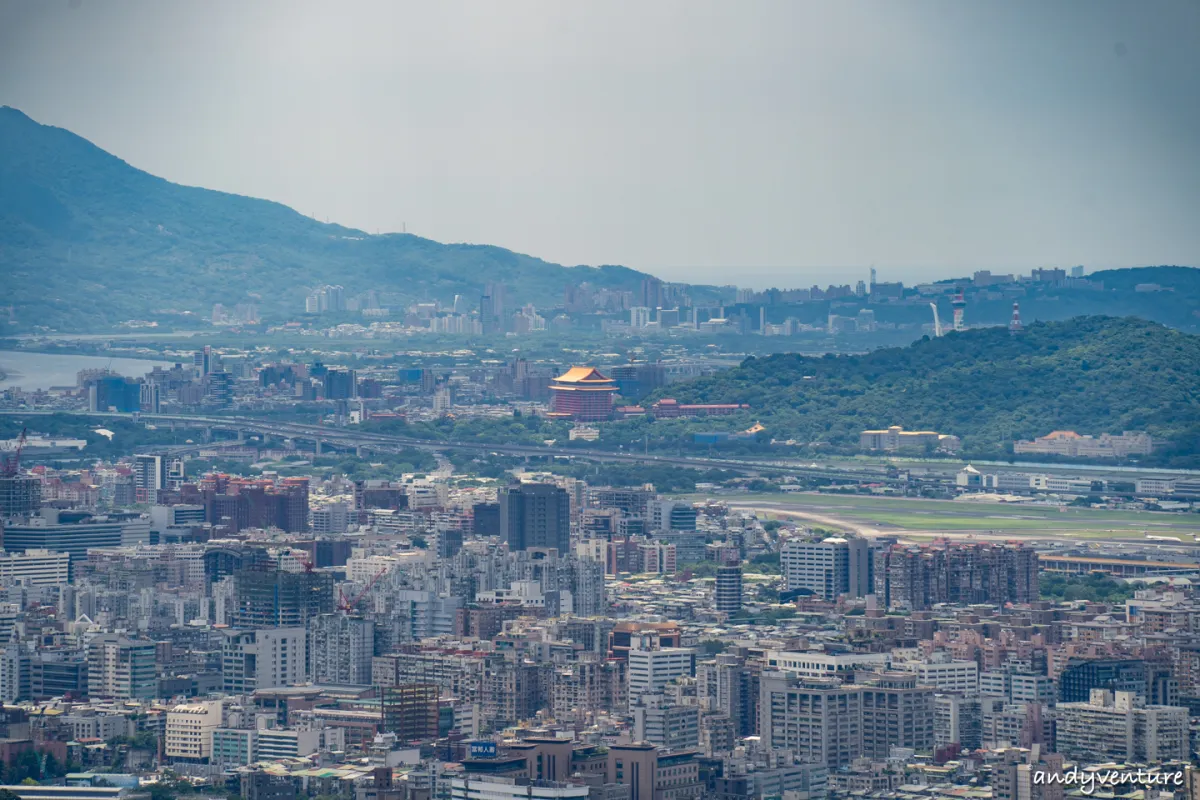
[928,303,943,337]
[1,427,27,477]
[338,567,389,612]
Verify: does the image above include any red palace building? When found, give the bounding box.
[549,367,617,421]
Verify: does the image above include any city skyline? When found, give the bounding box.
[3,1,1198,285]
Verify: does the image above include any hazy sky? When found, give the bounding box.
[2,1,1198,287]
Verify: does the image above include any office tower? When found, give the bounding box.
[323,368,357,400]
[310,502,349,534]
[627,641,694,705]
[132,454,166,503]
[381,683,439,743]
[859,672,935,758]
[273,477,310,533]
[781,536,873,600]
[87,375,141,412]
[500,483,570,552]
[437,527,464,559]
[1056,689,1188,763]
[139,382,161,413]
[698,653,759,738]
[632,695,701,751]
[472,502,501,536]
[87,634,156,699]
[934,694,983,750]
[204,370,234,408]
[640,277,663,309]
[760,673,863,767]
[192,346,212,376]
[1058,659,1148,703]
[308,614,374,685]
[715,565,743,614]
[231,568,334,628]
[3,509,148,574]
[0,476,41,519]
[221,628,307,692]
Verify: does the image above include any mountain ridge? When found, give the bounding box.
[0,106,654,329]
[1,106,1198,334]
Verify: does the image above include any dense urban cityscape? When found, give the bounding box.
[3,3,1200,800]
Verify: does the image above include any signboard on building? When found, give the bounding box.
[469,741,497,759]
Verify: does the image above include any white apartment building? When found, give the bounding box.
[900,658,979,695]
[0,550,70,586]
[256,727,345,760]
[221,628,306,693]
[165,700,224,761]
[1056,689,1188,763]
[309,614,374,685]
[765,651,891,678]
[628,645,693,705]
[451,776,589,800]
[780,537,873,600]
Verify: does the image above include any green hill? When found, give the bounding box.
[0,106,650,331]
[649,316,1200,465]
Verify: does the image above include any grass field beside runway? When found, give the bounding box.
[702,492,1200,541]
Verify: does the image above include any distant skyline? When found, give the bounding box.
[2,1,1198,288]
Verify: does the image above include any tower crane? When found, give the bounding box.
[338,567,390,612]
[1,427,27,477]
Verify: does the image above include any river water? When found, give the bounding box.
[0,350,176,391]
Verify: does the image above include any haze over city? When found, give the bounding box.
[2,4,1200,800]
[3,0,1199,285]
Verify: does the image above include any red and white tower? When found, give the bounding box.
[1009,301,1023,335]
[952,289,967,332]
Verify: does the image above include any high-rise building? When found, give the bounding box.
[221,628,307,692]
[87,375,141,412]
[231,568,334,628]
[132,454,166,503]
[323,368,357,400]
[1056,689,1188,763]
[1058,659,1148,703]
[500,483,570,553]
[934,694,983,750]
[308,614,374,685]
[859,672,935,759]
[715,565,743,615]
[165,700,224,762]
[632,695,701,751]
[0,476,41,519]
[204,371,234,408]
[760,673,863,768]
[873,542,1037,610]
[781,536,873,600]
[193,345,213,376]
[628,642,694,705]
[87,634,156,699]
